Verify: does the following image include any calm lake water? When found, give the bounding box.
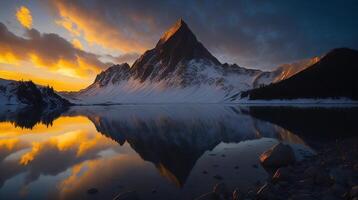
[0,105,357,200]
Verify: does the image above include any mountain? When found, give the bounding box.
[253,56,320,88]
[68,19,265,104]
[0,78,71,107]
[242,48,358,100]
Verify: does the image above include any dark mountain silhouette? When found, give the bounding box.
[242,48,358,100]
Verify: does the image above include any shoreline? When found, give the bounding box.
[195,137,358,200]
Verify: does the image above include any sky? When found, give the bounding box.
[0,0,357,91]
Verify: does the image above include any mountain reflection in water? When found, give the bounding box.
[0,105,355,200]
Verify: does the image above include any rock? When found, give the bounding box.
[351,185,358,198]
[259,143,296,168]
[213,183,229,199]
[195,192,217,200]
[113,191,139,200]
[272,167,290,182]
[87,188,98,194]
[232,188,242,200]
[256,182,271,199]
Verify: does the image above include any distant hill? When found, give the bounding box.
[242,48,358,100]
[0,78,71,107]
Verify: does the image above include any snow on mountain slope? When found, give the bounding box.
[68,60,261,104]
[0,78,70,107]
[66,19,318,104]
[253,56,320,88]
[67,19,263,104]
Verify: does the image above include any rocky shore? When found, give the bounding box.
[195,137,358,200]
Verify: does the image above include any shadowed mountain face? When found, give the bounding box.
[68,19,268,104]
[131,19,221,82]
[64,19,357,104]
[243,48,358,100]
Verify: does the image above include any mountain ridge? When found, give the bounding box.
[242,48,358,100]
[63,19,358,104]
[67,19,265,104]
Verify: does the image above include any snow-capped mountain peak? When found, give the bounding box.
[66,18,319,104]
[157,18,188,46]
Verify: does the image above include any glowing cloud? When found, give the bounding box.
[72,38,83,50]
[0,22,110,91]
[16,6,33,29]
[51,0,151,53]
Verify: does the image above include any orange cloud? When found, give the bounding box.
[16,6,33,29]
[0,22,110,91]
[51,0,150,53]
[56,18,81,36]
[71,39,83,50]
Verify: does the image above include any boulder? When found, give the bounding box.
[259,143,296,168]
[256,182,271,199]
[232,188,242,200]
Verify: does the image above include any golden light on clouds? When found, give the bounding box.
[56,18,81,36]
[53,0,148,52]
[0,21,108,91]
[72,38,83,50]
[1,115,116,166]
[16,6,33,29]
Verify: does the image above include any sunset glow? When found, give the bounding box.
[16,6,32,29]
[0,1,357,92]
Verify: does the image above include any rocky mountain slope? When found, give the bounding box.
[67,19,267,104]
[65,19,351,104]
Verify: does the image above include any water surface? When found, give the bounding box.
[0,105,356,200]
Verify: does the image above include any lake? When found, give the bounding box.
[0,105,357,200]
